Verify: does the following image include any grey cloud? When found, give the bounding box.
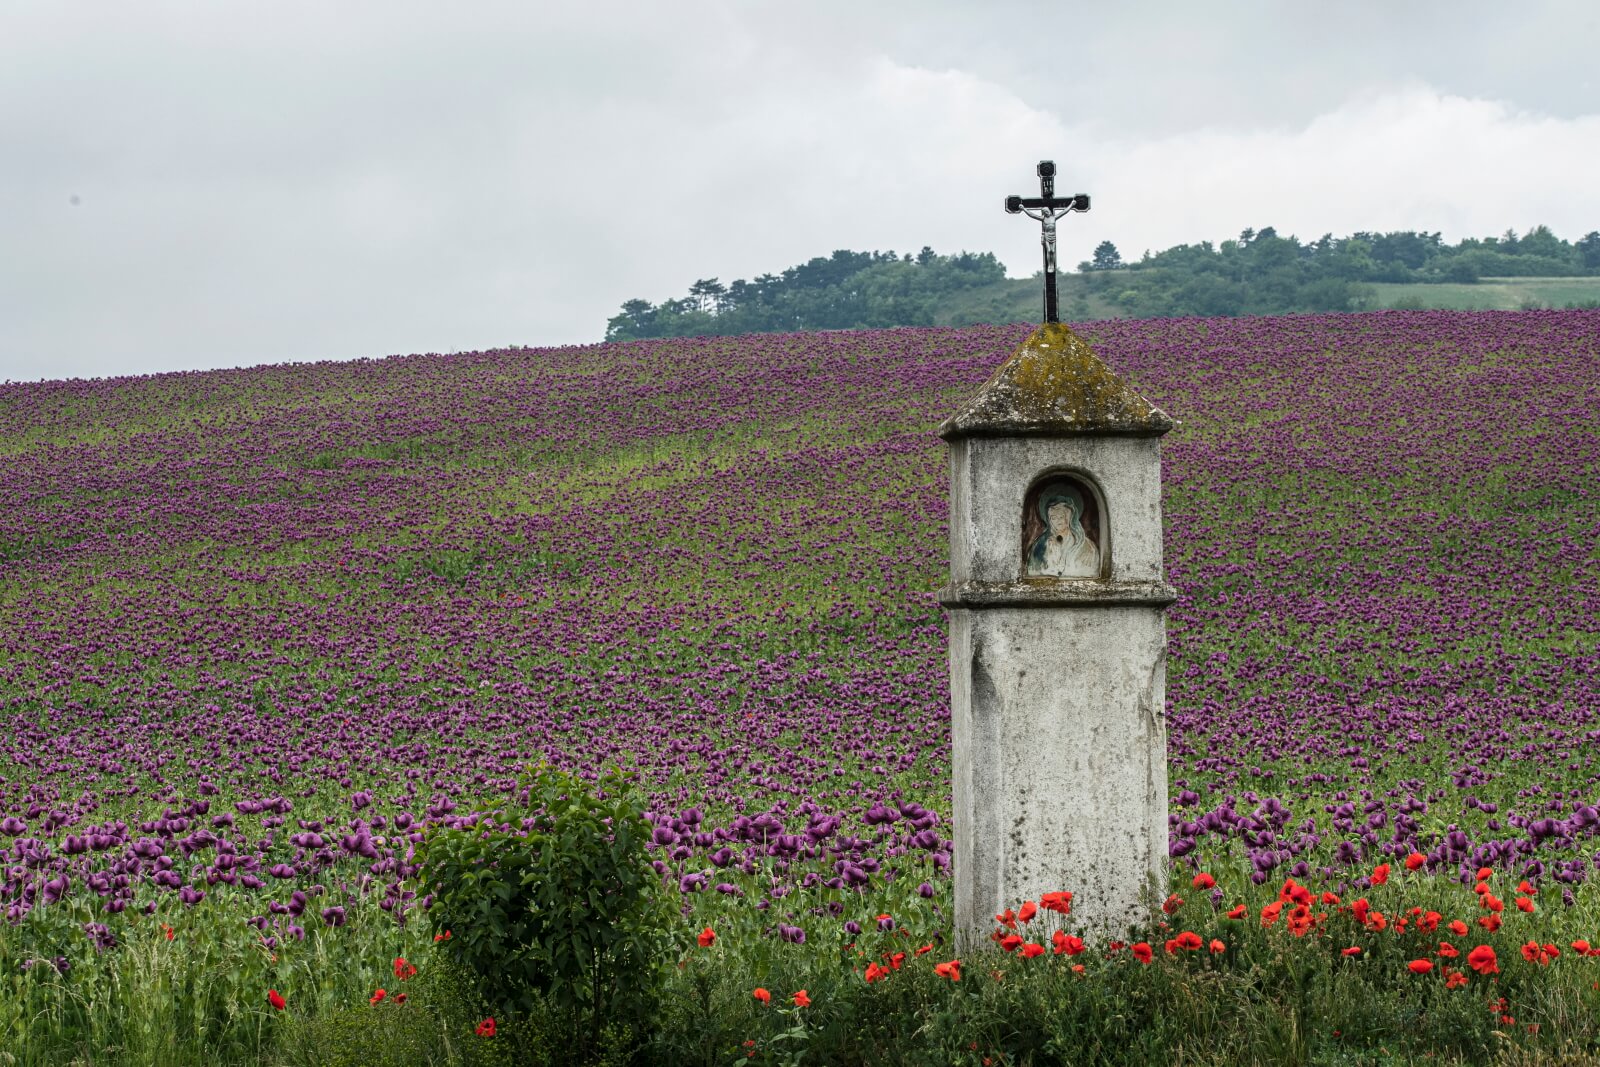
[2,0,1596,382]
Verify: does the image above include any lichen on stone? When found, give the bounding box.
[939,322,1174,439]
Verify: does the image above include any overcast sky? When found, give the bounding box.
[5,1,1599,383]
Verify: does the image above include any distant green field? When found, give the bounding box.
[933,274,1123,327]
[937,275,1600,326]
[1367,276,1600,311]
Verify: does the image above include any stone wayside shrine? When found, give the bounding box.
[938,162,1177,947]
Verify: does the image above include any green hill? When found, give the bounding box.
[928,273,1123,326]
[607,226,1600,337]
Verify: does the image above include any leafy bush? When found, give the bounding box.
[415,765,676,1061]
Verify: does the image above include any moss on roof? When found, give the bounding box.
[938,322,1174,439]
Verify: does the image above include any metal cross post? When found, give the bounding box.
[1005,161,1090,324]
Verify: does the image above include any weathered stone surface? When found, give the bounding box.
[938,322,1174,440]
[947,435,1171,587]
[939,578,1176,609]
[949,605,1168,946]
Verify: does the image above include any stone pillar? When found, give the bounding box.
[939,322,1177,949]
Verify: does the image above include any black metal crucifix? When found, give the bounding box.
[1005,161,1089,324]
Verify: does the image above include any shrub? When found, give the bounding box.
[415,765,676,1062]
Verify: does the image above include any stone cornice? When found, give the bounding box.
[939,578,1178,610]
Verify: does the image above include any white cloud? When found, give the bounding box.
[1080,86,1600,260]
[2,4,1598,384]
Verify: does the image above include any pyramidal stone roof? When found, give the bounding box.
[938,322,1175,440]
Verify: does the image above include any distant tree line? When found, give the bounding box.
[605,227,1600,338]
[1080,226,1600,318]
[604,248,1006,341]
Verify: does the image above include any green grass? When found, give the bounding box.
[12,862,1600,1065]
[1368,277,1600,312]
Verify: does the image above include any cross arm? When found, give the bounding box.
[1005,194,1090,214]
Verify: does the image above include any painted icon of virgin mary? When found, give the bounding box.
[1026,485,1099,578]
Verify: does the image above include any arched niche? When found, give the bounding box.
[1020,471,1107,580]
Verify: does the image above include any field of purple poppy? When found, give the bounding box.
[2,308,1598,1064]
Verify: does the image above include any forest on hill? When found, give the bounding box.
[605,225,1600,340]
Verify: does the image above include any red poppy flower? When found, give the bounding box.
[1016,901,1038,924]
[393,957,417,981]
[753,988,771,1003]
[1516,897,1535,913]
[1467,945,1499,975]
[1404,852,1426,871]
[993,908,1017,930]
[1445,970,1468,989]
[1020,943,1046,958]
[162,924,174,941]
[1053,931,1085,956]
[267,989,286,1011]
[998,933,1024,953]
[1479,914,1502,932]
[1227,904,1247,920]
[475,1018,496,1037]
[1408,959,1433,974]
[864,962,886,983]
[1573,940,1593,956]
[1209,938,1225,954]
[791,990,811,1007]
[698,927,716,948]
[1370,864,1390,886]
[1475,867,1494,882]
[934,960,962,981]
[1040,891,1074,914]
[1191,872,1215,890]
[1449,920,1469,936]
[1518,880,1537,895]
[1259,902,1283,927]
[433,930,452,942]
[915,943,934,956]
[1438,942,1459,959]
[370,988,387,1005]
[1131,943,1153,964]
[1162,894,1183,915]
[395,993,408,1004]
[1341,946,1362,957]
[1173,931,1203,951]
